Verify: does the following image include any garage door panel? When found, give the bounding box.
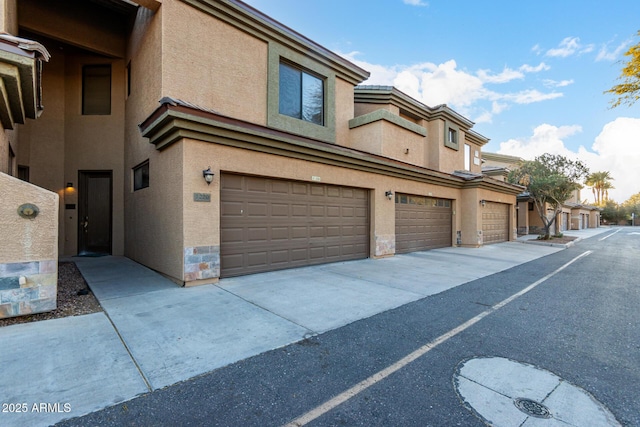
[310,226,325,238]
[395,193,452,254]
[246,177,268,192]
[292,183,308,195]
[247,227,268,242]
[271,203,289,216]
[327,187,340,197]
[291,226,308,239]
[309,247,325,260]
[221,174,369,277]
[482,202,509,244]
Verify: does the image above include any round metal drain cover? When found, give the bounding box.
[514,398,552,418]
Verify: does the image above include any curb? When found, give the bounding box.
[519,237,582,249]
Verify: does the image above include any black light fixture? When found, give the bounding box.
[480,199,486,207]
[202,167,214,185]
[66,182,74,189]
[385,190,393,200]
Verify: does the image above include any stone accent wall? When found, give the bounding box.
[374,234,395,257]
[183,245,220,282]
[0,260,57,319]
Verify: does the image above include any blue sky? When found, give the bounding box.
[244,0,640,203]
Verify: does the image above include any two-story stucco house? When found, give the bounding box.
[1,0,524,294]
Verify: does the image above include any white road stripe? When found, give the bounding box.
[600,228,621,241]
[283,250,593,427]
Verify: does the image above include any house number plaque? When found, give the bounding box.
[193,193,211,202]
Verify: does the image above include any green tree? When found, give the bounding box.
[601,200,629,225]
[606,31,640,108]
[585,171,615,205]
[508,154,589,239]
[622,192,640,224]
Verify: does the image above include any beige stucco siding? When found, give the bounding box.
[0,173,58,263]
[17,51,66,253]
[0,173,58,319]
[162,0,268,125]
[128,141,184,280]
[124,7,164,259]
[349,120,426,166]
[335,77,355,146]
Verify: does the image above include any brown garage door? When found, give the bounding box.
[482,202,510,244]
[395,193,452,254]
[220,174,369,277]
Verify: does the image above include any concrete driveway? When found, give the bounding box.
[0,231,611,427]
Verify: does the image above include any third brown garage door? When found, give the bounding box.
[395,193,452,253]
[220,174,369,277]
[482,201,510,244]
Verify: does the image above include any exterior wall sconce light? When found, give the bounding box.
[202,167,214,185]
[66,182,73,189]
[480,199,486,207]
[385,190,393,200]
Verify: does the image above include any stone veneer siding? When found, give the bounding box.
[0,260,57,319]
[183,245,220,282]
[374,234,395,257]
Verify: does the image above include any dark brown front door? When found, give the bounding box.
[78,171,112,255]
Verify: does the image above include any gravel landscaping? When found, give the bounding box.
[0,262,102,327]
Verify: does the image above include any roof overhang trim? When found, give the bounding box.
[0,35,50,129]
[139,99,522,193]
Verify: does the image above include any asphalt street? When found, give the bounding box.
[56,229,640,426]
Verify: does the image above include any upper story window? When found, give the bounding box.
[133,160,149,191]
[448,128,457,145]
[464,144,471,171]
[444,121,460,150]
[82,64,111,115]
[279,62,324,126]
[267,43,336,143]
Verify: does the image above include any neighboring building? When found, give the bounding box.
[481,152,601,235]
[2,0,524,288]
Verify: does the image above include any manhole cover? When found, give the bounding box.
[514,398,552,418]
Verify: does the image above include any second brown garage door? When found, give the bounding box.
[220,174,369,277]
[395,193,452,253]
[482,202,510,244]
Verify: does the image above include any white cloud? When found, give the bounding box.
[396,60,489,107]
[502,89,563,104]
[477,67,524,84]
[596,39,632,61]
[545,37,593,58]
[520,62,550,73]
[498,119,640,203]
[341,52,563,124]
[543,79,574,88]
[403,0,428,6]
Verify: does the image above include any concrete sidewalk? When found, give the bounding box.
[0,228,613,426]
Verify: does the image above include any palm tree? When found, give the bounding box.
[585,171,615,205]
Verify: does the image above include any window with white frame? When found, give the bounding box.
[464,144,471,171]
